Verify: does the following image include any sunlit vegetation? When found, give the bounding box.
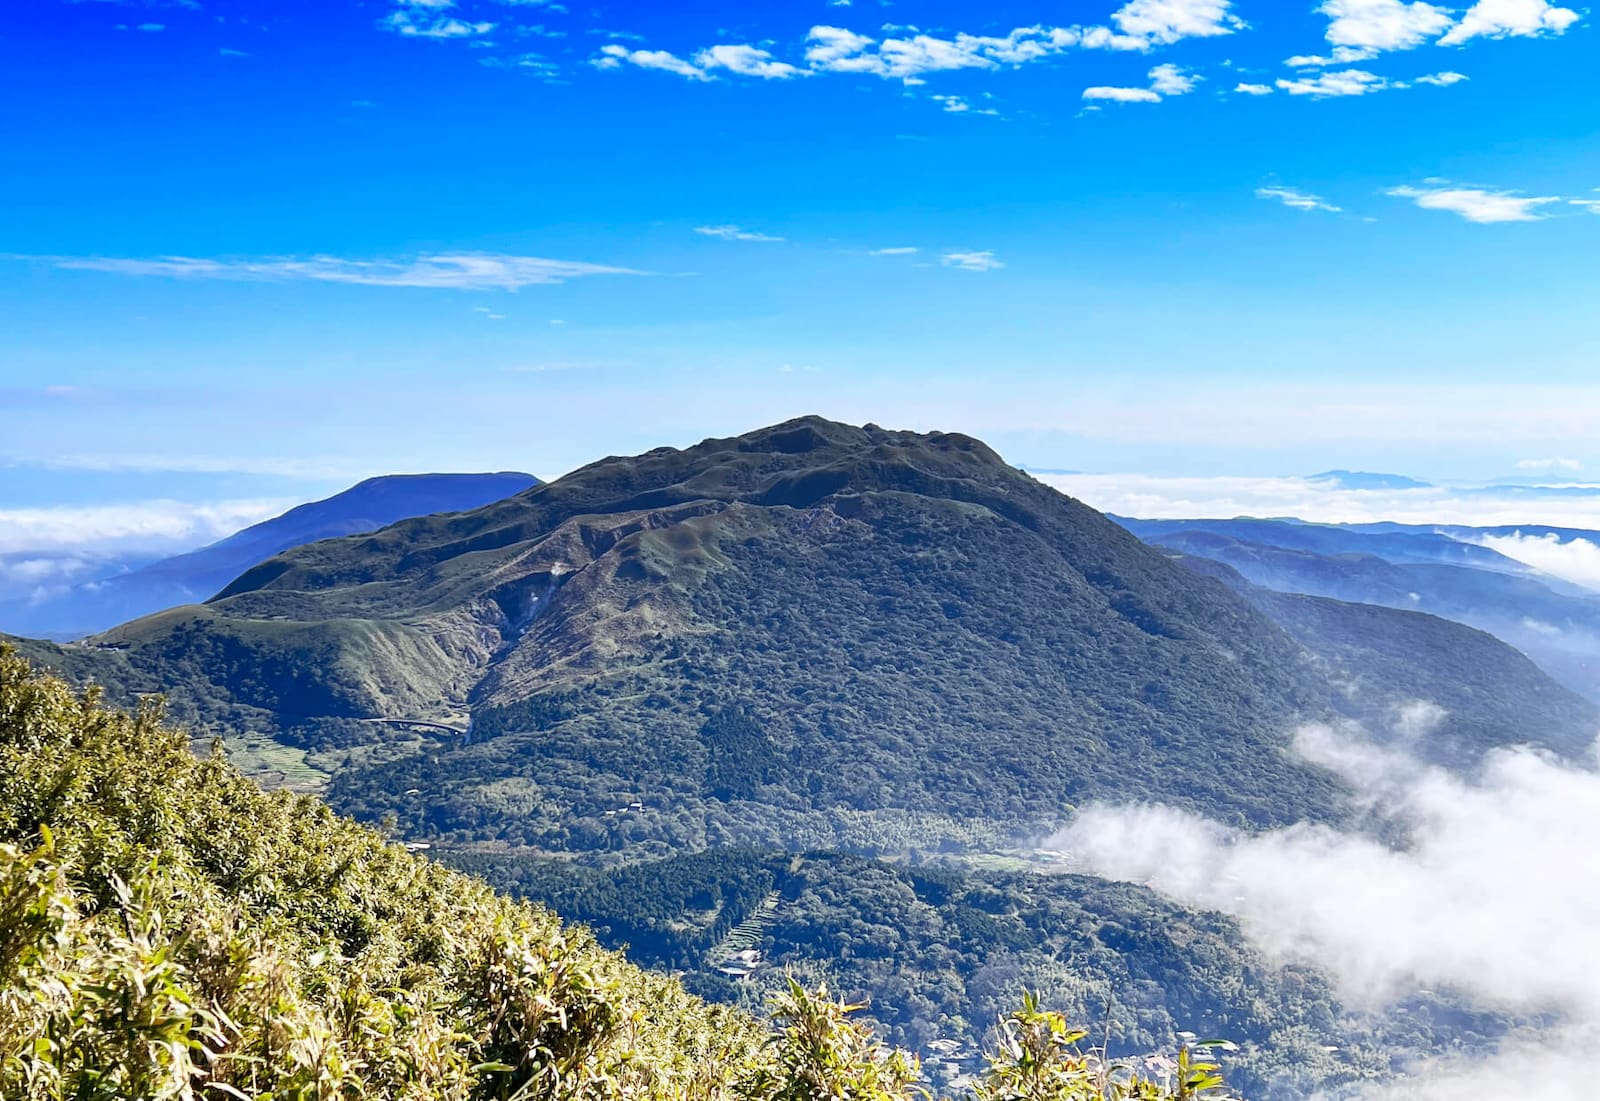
[0,647,1247,1100]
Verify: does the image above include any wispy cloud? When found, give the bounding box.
[929,93,1000,115]
[380,10,496,39]
[868,247,920,256]
[592,42,799,80]
[1257,185,1343,213]
[941,250,1004,272]
[1285,45,1381,66]
[1387,184,1564,223]
[697,43,803,79]
[591,44,709,79]
[11,252,645,289]
[1275,67,1463,97]
[693,225,786,243]
[595,2,1241,87]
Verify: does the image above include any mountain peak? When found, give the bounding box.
[1307,470,1432,491]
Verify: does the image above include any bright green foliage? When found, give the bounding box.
[0,646,763,1100]
[743,979,924,1101]
[0,647,1237,1101]
[975,995,1237,1101]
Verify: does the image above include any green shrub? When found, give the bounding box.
[0,646,1238,1101]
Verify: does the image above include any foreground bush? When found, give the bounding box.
[0,647,1236,1100]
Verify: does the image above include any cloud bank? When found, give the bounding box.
[1036,471,1600,531]
[0,499,293,556]
[1477,532,1600,591]
[1057,721,1600,1099]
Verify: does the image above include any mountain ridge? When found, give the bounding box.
[21,416,1589,859]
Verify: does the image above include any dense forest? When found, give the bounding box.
[448,847,1528,1099]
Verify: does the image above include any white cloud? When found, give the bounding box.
[929,94,1000,115]
[1082,84,1163,102]
[1085,63,1199,102]
[1317,0,1455,51]
[1256,185,1343,213]
[1033,470,1600,529]
[802,24,1103,82]
[1275,68,1394,95]
[868,247,919,256]
[1477,533,1600,591]
[0,499,295,555]
[1276,68,1467,95]
[592,43,710,79]
[380,10,495,38]
[1057,725,1600,1099]
[597,6,1236,89]
[941,250,1004,272]
[803,25,879,70]
[1439,0,1581,45]
[694,225,786,242]
[592,42,802,80]
[695,44,803,79]
[1148,62,1200,94]
[1233,81,1275,94]
[1110,0,1245,44]
[1285,45,1380,65]
[1518,457,1584,471]
[1388,184,1564,223]
[17,252,641,290]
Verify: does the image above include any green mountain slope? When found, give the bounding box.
[28,418,1594,855]
[0,646,762,1099]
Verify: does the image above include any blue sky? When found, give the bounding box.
[2,0,1597,542]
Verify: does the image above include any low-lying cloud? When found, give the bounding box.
[0,499,293,556]
[1056,720,1600,1098]
[1475,532,1600,592]
[1036,471,1600,532]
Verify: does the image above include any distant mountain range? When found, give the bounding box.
[1306,469,1434,490]
[1117,515,1600,702]
[0,472,538,640]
